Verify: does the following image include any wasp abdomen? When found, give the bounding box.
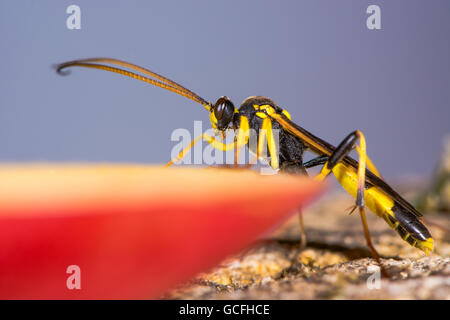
[387,205,434,254]
[332,162,434,254]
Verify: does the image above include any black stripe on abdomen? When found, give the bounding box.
[391,203,431,242]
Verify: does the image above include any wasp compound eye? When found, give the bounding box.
[213,97,235,130]
[214,103,225,120]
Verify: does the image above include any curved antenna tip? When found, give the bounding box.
[53,63,71,76]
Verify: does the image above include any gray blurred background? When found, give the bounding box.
[1,0,449,178]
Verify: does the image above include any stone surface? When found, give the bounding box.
[164,186,450,300]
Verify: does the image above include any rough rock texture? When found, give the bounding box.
[164,186,450,300]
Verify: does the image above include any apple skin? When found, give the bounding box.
[0,165,323,299]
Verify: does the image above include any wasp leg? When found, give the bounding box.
[304,145,382,179]
[164,133,237,167]
[233,116,251,166]
[164,134,204,167]
[164,116,250,167]
[314,131,390,277]
[355,146,383,179]
[296,210,307,249]
[303,156,329,169]
[235,120,269,169]
[257,119,268,160]
[299,153,372,250]
[259,117,279,170]
[164,133,241,167]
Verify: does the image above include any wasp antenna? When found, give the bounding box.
[51,63,70,76]
[55,58,212,111]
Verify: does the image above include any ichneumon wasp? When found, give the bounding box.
[56,58,434,276]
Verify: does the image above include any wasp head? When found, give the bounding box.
[209,96,236,132]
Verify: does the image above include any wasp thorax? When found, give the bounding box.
[212,96,235,130]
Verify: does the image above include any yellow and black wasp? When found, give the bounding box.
[56,58,434,274]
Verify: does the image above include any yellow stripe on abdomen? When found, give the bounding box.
[331,163,433,254]
[332,163,394,219]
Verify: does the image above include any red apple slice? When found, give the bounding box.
[0,165,323,299]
